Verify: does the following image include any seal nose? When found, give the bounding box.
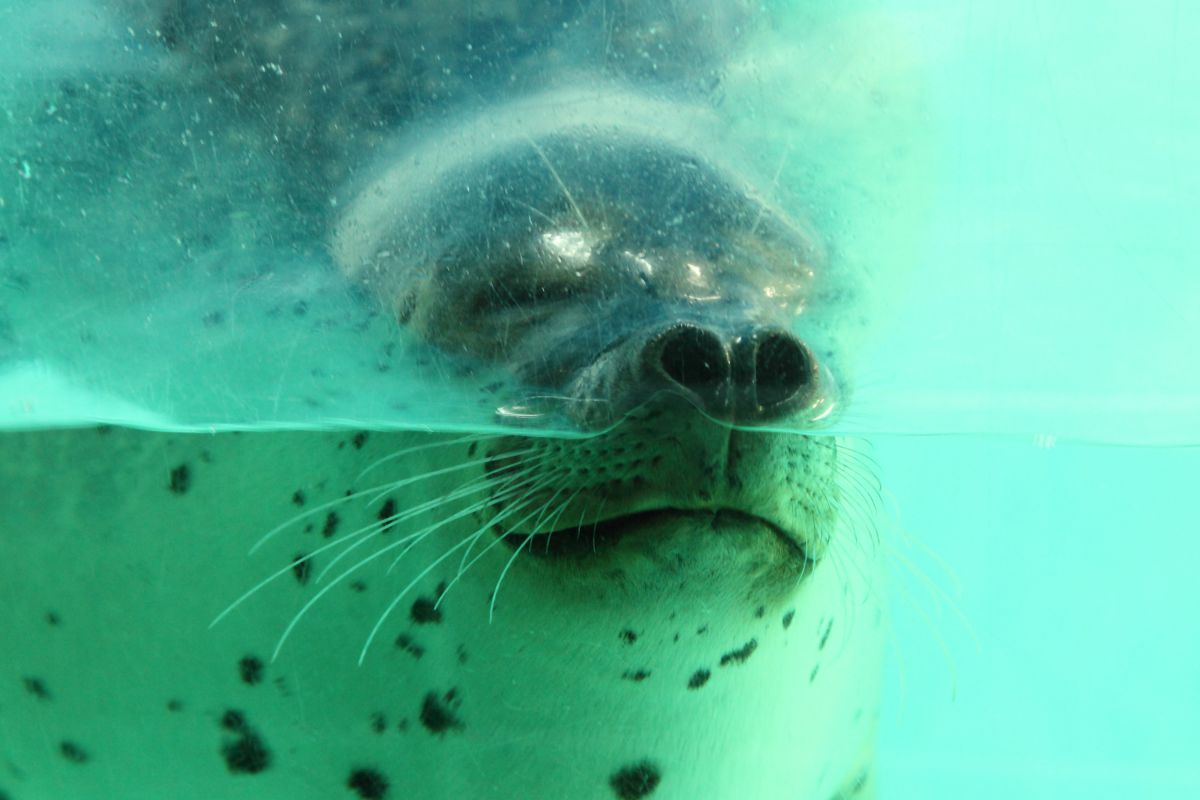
[644,323,817,423]
[738,329,815,418]
[655,324,730,397]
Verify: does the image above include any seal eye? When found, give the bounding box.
[470,277,580,313]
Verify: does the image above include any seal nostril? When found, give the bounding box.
[658,325,727,391]
[755,333,812,408]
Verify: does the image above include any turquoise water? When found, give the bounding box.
[1,1,1198,798]
[875,436,1200,797]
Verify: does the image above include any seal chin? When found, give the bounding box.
[498,506,814,568]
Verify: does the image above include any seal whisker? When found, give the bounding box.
[563,502,592,556]
[209,525,396,629]
[487,483,582,622]
[363,450,549,537]
[836,440,884,476]
[221,459,539,629]
[264,470,551,661]
[882,519,978,663]
[538,485,588,555]
[356,517,506,666]
[589,496,609,553]
[360,447,543,511]
[355,433,503,480]
[247,449,537,555]
[444,469,570,599]
[269,530,436,662]
[523,135,591,232]
[312,467,534,585]
[748,141,793,236]
[884,547,971,707]
[445,468,578,598]
[360,479,573,663]
[382,471,551,575]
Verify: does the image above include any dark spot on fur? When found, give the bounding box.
[353,431,368,449]
[377,498,397,532]
[169,464,190,494]
[754,606,765,619]
[291,490,306,506]
[291,553,311,585]
[719,639,758,667]
[221,732,270,774]
[370,713,387,734]
[395,634,425,660]
[456,644,468,664]
[622,669,651,682]
[350,580,367,593]
[819,618,834,650]
[411,593,443,624]
[322,511,341,538]
[167,699,184,713]
[293,300,308,316]
[238,656,264,686]
[59,741,88,764]
[419,689,463,735]
[23,676,50,700]
[696,625,709,635]
[218,709,269,773]
[809,664,820,684]
[687,669,711,690]
[220,709,246,732]
[782,610,795,630]
[347,768,389,799]
[202,310,225,326]
[95,424,113,435]
[467,441,478,457]
[46,611,61,626]
[609,761,661,799]
[620,629,638,645]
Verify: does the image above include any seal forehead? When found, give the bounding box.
[333,87,821,308]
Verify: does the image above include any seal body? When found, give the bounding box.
[0,421,883,800]
[1,3,887,798]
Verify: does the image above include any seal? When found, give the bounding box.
[0,4,887,799]
[0,136,885,800]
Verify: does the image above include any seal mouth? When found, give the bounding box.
[497,507,810,563]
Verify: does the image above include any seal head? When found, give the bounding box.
[334,88,843,431]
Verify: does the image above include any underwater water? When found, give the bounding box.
[1,0,1198,799]
[875,436,1200,798]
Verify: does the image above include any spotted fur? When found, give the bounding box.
[0,421,883,799]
